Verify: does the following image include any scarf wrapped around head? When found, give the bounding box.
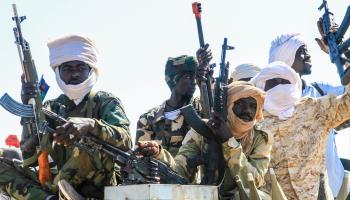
[226,81,265,153]
[165,55,197,90]
[269,33,306,67]
[48,34,99,77]
[230,63,261,82]
[250,61,302,120]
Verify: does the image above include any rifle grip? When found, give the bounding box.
[38,150,51,185]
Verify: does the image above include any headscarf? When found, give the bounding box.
[165,55,197,90]
[226,81,265,153]
[269,33,307,67]
[250,61,302,120]
[230,63,261,82]
[48,34,99,77]
[48,34,99,105]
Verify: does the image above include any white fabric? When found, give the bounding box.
[269,33,306,67]
[48,34,99,77]
[164,109,181,120]
[55,67,97,105]
[250,61,302,120]
[230,63,261,82]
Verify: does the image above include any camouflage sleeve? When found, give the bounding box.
[135,113,154,144]
[222,132,272,188]
[155,128,202,180]
[317,84,350,129]
[90,98,132,151]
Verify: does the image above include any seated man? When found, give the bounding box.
[251,61,350,200]
[0,34,132,200]
[138,81,273,199]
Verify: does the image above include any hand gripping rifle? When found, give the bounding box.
[40,108,188,185]
[318,0,350,85]
[181,38,233,185]
[0,4,51,185]
[192,2,215,118]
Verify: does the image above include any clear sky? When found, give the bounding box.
[0,0,349,158]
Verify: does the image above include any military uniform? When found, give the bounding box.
[0,91,132,200]
[136,97,201,156]
[155,125,272,194]
[257,84,350,200]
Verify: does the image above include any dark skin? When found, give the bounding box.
[140,97,258,156]
[291,45,312,76]
[21,60,95,147]
[264,78,291,92]
[165,73,196,112]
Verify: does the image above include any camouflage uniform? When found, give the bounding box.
[135,97,201,157]
[0,91,132,200]
[136,55,199,157]
[257,84,350,200]
[155,125,272,194]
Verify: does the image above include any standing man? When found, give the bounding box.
[135,55,201,157]
[268,33,346,197]
[251,61,350,200]
[0,34,132,200]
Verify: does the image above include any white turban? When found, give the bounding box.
[230,63,261,82]
[47,34,99,77]
[250,61,302,120]
[269,33,307,67]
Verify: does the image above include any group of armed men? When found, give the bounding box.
[0,18,350,200]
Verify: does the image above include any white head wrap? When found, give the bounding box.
[48,34,99,105]
[250,61,302,120]
[269,33,307,67]
[230,63,261,82]
[48,34,99,77]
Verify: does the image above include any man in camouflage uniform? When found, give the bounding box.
[135,55,202,157]
[251,62,350,200]
[138,81,273,199]
[0,34,132,200]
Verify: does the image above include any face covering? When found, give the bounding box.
[55,67,97,105]
[264,83,301,120]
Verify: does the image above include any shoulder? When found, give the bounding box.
[253,124,273,145]
[94,91,122,105]
[137,103,163,126]
[43,94,67,108]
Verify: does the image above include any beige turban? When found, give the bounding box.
[226,81,265,153]
[269,33,306,67]
[230,63,261,82]
[47,34,99,77]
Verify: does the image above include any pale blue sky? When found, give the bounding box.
[0,0,349,158]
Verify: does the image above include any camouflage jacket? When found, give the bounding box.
[257,84,350,200]
[20,91,132,197]
[155,125,272,190]
[135,97,201,157]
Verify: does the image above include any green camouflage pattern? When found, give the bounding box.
[164,55,197,90]
[136,97,201,157]
[0,91,132,199]
[155,125,272,194]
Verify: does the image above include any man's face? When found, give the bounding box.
[59,60,91,85]
[173,73,196,99]
[232,97,257,122]
[264,78,291,91]
[291,45,312,76]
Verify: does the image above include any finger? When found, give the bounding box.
[225,61,230,68]
[317,18,326,37]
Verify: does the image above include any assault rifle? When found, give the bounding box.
[40,108,188,185]
[181,38,233,185]
[318,0,350,85]
[192,2,215,118]
[0,4,51,185]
